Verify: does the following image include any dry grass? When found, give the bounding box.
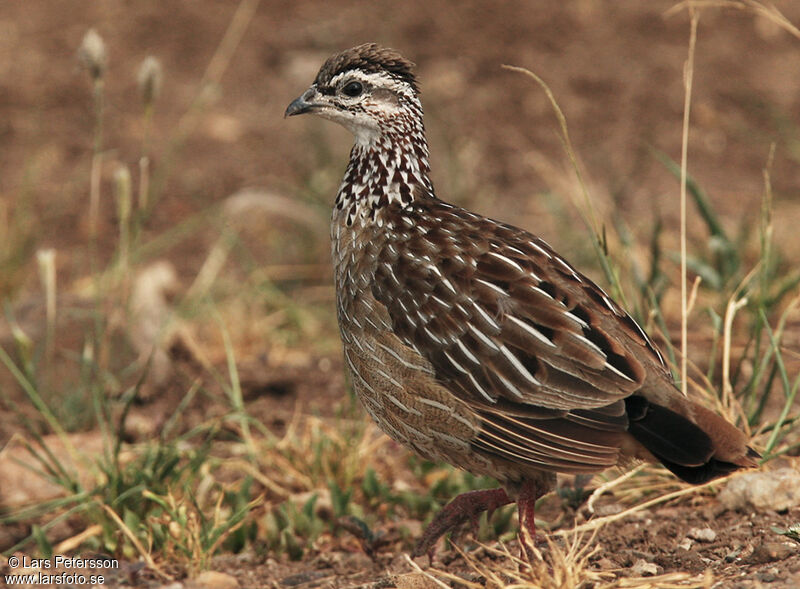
[406,534,711,589]
[1,0,799,586]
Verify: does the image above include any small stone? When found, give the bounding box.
[186,571,239,589]
[594,503,624,516]
[757,567,781,583]
[687,527,716,542]
[394,572,436,589]
[631,559,659,577]
[631,550,657,561]
[623,510,650,522]
[279,572,331,587]
[595,557,616,570]
[725,548,742,562]
[748,542,796,564]
[719,469,800,512]
[677,537,693,551]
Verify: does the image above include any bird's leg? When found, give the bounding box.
[412,488,512,558]
[517,479,540,561]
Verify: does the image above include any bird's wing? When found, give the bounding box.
[373,197,670,414]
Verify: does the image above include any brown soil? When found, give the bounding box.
[2,1,800,587]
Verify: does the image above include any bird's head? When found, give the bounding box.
[285,43,422,146]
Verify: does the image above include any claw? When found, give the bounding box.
[412,488,512,558]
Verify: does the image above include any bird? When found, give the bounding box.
[285,43,759,557]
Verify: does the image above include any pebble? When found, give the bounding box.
[677,537,693,551]
[724,548,742,563]
[756,566,781,583]
[186,571,239,589]
[280,571,331,587]
[719,469,800,512]
[687,527,717,542]
[594,503,624,516]
[748,542,797,564]
[394,572,437,589]
[595,557,616,570]
[631,559,659,577]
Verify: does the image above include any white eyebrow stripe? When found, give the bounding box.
[507,315,556,348]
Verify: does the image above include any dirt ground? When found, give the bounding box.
[2,0,800,587]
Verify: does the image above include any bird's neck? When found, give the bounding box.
[334,114,432,226]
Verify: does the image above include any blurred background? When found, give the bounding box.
[1,0,800,583]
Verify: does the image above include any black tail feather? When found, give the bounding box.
[625,396,714,471]
[657,456,741,485]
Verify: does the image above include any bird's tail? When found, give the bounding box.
[625,394,760,485]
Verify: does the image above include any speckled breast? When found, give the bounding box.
[330,211,489,472]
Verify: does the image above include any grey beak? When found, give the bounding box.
[285,88,317,118]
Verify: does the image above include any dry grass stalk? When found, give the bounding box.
[679,7,699,397]
[35,248,56,361]
[53,525,103,554]
[101,504,172,581]
[669,0,800,40]
[558,471,738,537]
[586,465,646,515]
[501,65,601,240]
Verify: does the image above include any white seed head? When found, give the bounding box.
[114,165,132,220]
[36,248,56,277]
[78,29,107,80]
[137,56,163,107]
[10,318,33,358]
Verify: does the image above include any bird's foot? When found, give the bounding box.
[517,479,541,562]
[412,488,512,558]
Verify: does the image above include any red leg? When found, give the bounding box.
[413,488,512,558]
[517,479,538,560]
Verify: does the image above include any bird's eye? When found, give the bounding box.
[342,81,363,97]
